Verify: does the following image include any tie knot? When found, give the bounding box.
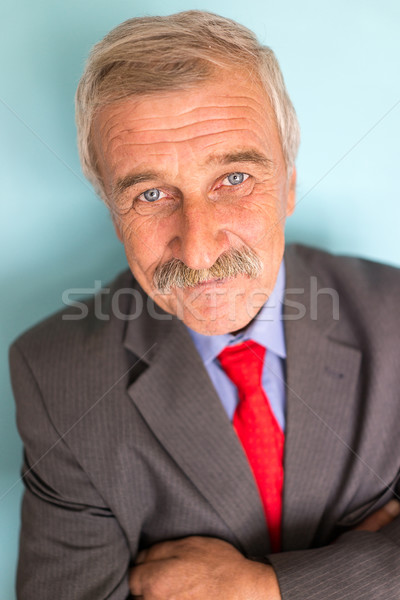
[218,340,266,392]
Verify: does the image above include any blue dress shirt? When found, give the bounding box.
[186,261,287,431]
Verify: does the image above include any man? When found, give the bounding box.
[9,10,400,600]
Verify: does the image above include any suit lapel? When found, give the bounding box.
[123,295,270,557]
[282,247,362,549]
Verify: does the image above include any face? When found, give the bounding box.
[93,68,296,335]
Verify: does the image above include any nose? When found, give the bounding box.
[169,199,229,270]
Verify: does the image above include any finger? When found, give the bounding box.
[384,499,400,518]
[129,561,155,597]
[130,562,144,597]
[134,537,192,564]
[135,548,149,565]
[130,559,172,598]
[354,499,400,532]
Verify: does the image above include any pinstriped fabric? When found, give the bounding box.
[268,531,400,599]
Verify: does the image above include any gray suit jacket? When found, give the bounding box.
[9,244,400,599]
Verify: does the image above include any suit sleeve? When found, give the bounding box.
[10,342,133,600]
[267,520,400,599]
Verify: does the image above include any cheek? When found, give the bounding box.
[226,189,285,245]
[118,211,168,270]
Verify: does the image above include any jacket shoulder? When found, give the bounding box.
[287,243,400,293]
[286,243,400,340]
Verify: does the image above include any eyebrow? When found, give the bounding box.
[114,149,272,197]
[114,171,163,197]
[205,149,273,170]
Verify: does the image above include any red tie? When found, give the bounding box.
[218,340,284,552]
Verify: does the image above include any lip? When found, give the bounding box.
[193,277,230,288]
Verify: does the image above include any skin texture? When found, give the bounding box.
[130,536,281,600]
[93,68,296,335]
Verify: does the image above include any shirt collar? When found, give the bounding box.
[186,260,286,365]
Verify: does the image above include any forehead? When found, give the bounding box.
[93,69,282,176]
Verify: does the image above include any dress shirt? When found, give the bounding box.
[186,261,287,431]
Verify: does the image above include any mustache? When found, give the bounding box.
[153,246,263,293]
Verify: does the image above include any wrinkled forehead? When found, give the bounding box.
[92,69,280,163]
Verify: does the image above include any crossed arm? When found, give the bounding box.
[129,502,400,599]
[10,342,400,600]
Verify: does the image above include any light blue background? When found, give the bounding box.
[1,1,399,597]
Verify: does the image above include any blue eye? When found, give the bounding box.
[138,188,168,202]
[143,189,161,202]
[223,172,249,186]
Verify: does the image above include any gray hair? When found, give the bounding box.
[75,10,300,202]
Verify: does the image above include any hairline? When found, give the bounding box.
[76,12,300,203]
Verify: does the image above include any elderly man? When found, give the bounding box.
[9,10,400,600]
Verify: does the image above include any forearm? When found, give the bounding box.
[267,525,400,600]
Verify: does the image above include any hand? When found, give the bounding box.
[353,499,400,532]
[129,536,281,599]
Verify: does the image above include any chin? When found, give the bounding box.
[152,276,270,334]
[182,312,255,336]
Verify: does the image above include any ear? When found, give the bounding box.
[286,167,296,216]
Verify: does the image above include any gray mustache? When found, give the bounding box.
[153,246,263,293]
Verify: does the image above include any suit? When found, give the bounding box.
[9,244,400,599]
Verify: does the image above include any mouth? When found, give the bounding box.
[192,277,232,288]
